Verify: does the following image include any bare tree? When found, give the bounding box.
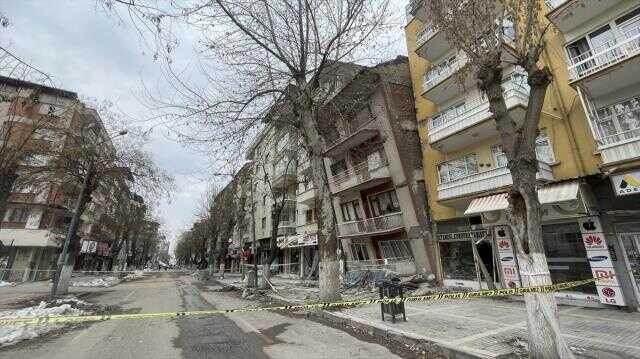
[50,105,173,296]
[105,0,395,301]
[422,1,572,357]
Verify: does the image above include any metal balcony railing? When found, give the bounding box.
[592,98,640,147]
[326,119,377,149]
[545,0,567,9]
[330,157,388,193]
[416,24,437,48]
[338,212,404,237]
[422,55,467,93]
[568,24,640,81]
[427,78,530,140]
[437,161,554,200]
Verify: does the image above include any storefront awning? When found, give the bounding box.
[277,232,318,248]
[464,193,508,215]
[538,180,580,204]
[464,180,581,215]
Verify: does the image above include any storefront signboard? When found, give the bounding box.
[586,250,614,268]
[611,170,640,196]
[578,216,625,306]
[591,268,620,286]
[596,285,626,306]
[494,226,521,288]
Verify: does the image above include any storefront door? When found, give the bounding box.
[616,223,640,302]
[542,222,596,294]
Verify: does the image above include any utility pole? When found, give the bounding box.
[51,160,94,298]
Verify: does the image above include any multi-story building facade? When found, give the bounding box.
[321,57,434,276]
[246,122,319,277]
[0,77,80,282]
[0,77,121,281]
[406,1,640,309]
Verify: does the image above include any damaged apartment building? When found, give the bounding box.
[218,57,435,279]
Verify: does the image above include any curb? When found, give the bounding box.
[217,280,493,359]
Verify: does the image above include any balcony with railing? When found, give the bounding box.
[408,0,427,22]
[567,23,640,82]
[415,23,451,63]
[272,160,297,188]
[422,55,471,104]
[589,97,640,165]
[427,77,530,152]
[437,161,554,201]
[547,0,627,34]
[325,119,379,158]
[277,219,297,237]
[330,157,391,195]
[338,212,405,238]
[437,229,489,242]
[297,187,316,205]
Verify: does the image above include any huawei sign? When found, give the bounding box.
[498,240,510,250]
[584,235,603,246]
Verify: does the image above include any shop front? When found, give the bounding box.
[276,231,318,278]
[436,180,637,308]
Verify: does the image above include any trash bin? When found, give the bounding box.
[376,277,406,323]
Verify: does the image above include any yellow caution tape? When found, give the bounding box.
[0,277,596,326]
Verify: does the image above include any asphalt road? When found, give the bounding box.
[0,274,404,359]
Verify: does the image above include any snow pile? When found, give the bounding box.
[0,298,90,347]
[0,281,15,287]
[122,270,144,281]
[70,277,118,288]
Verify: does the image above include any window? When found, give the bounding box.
[535,130,556,164]
[261,217,266,230]
[340,201,362,222]
[378,240,413,260]
[491,145,508,168]
[304,209,316,224]
[4,207,30,223]
[350,243,370,261]
[491,131,555,167]
[595,95,640,144]
[330,159,347,176]
[22,153,48,167]
[438,154,478,183]
[369,190,401,217]
[33,128,56,140]
[262,195,267,206]
[38,103,66,118]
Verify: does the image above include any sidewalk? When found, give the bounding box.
[218,276,640,358]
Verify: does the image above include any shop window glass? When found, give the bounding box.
[439,241,477,281]
[542,223,596,294]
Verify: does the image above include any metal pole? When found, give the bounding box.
[51,161,93,298]
[249,167,258,287]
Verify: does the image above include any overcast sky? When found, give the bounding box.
[2,0,409,251]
